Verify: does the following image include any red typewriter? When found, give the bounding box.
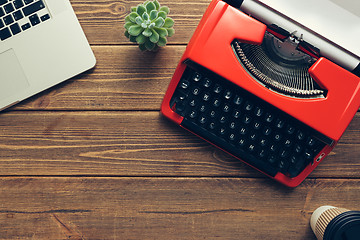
[161,0,360,187]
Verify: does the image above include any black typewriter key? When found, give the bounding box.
[259,149,267,158]
[219,116,226,123]
[286,124,295,135]
[232,109,241,119]
[249,132,257,141]
[213,99,221,107]
[199,116,207,125]
[280,149,289,158]
[239,127,247,135]
[253,121,261,130]
[284,139,292,147]
[242,115,251,124]
[209,122,216,130]
[222,104,230,112]
[219,128,226,135]
[265,113,275,123]
[270,144,278,153]
[268,155,277,165]
[224,90,232,100]
[229,122,236,129]
[259,138,267,147]
[203,78,211,88]
[254,107,264,117]
[275,119,285,129]
[263,127,272,136]
[248,144,255,152]
[294,144,303,154]
[202,93,210,101]
[274,133,282,142]
[238,138,246,147]
[304,149,313,160]
[213,84,222,94]
[192,72,201,82]
[233,95,243,105]
[189,99,196,107]
[306,137,316,147]
[278,160,289,171]
[189,110,197,119]
[210,110,216,118]
[229,133,236,141]
[191,87,200,96]
[296,130,306,141]
[180,79,190,90]
[199,105,206,113]
[244,101,254,111]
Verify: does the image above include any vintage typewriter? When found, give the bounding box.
[161,0,360,187]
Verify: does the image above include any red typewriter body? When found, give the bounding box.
[161,0,360,187]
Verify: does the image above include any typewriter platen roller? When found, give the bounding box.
[161,0,360,187]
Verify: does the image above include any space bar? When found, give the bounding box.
[181,119,279,177]
[23,0,45,17]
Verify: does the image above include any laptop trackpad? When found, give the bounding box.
[0,49,30,101]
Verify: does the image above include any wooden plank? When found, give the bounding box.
[0,177,359,239]
[72,0,209,45]
[0,111,359,178]
[12,46,184,111]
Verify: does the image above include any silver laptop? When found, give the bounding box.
[0,0,96,111]
[240,0,360,74]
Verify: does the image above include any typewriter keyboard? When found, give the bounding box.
[169,65,331,178]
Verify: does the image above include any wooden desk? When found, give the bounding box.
[0,1,359,239]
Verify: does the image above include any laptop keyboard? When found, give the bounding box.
[170,63,332,178]
[0,0,50,41]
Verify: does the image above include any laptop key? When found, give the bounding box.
[0,27,11,40]
[10,22,21,35]
[22,0,44,16]
[0,7,5,17]
[24,0,34,4]
[40,13,49,21]
[21,22,30,30]
[3,14,13,25]
[13,9,23,20]
[0,19,4,28]
[13,0,24,9]
[3,2,14,14]
[29,13,40,26]
[0,0,7,6]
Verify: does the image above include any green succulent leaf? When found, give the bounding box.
[139,43,147,51]
[136,5,146,16]
[150,29,160,43]
[129,35,137,43]
[128,25,143,36]
[154,0,160,10]
[136,34,147,44]
[148,22,156,29]
[129,12,139,23]
[124,30,130,39]
[135,16,143,25]
[163,17,174,28]
[154,17,165,27]
[142,28,153,37]
[145,1,156,13]
[125,15,131,23]
[131,7,137,12]
[154,27,168,37]
[158,11,167,19]
[145,39,156,50]
[167,28,175,37]
[149,9,158,20]
[159,6,169,14]
[157,36,167,46]
[142,12,149,21]
[124,22,136,30]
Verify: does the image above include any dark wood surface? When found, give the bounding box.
[0,0,359,239]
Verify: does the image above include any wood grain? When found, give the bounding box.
[0,177,359,240]
[0,111,359,178]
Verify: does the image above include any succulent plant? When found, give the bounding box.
[124,0,175,51]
